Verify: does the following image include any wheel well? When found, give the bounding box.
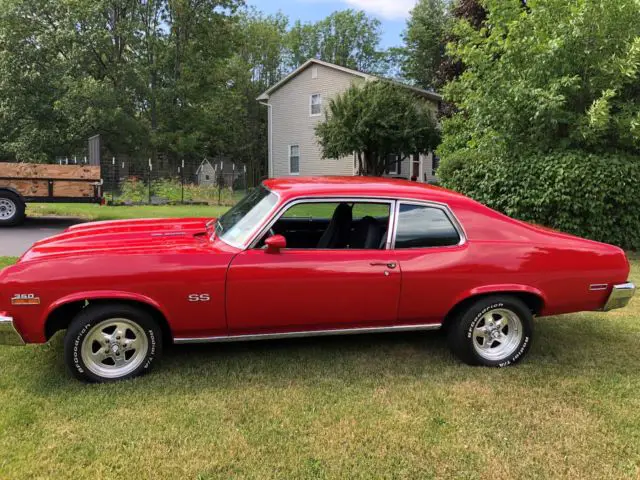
[45,299,173,344]
[441,291,544,331]
[0,187,25,205]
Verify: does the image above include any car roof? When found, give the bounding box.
[262,176,470,205]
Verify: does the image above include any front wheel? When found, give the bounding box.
[447,295,533,367]
[64,303,162,382]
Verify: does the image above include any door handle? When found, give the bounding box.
[370,262,397,269]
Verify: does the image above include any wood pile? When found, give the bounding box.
[0,162,101,198]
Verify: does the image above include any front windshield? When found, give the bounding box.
[216,185,279,247]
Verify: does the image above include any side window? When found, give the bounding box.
[263,201,391,250]
[394,204,460,248]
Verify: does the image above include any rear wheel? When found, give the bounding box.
[447,295,533,367]
[0,191,25,226]
[64,304,162,382]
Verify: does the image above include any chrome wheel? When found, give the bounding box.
[80,318,149,379]
[0,197,16,220]
[472,308,523,361]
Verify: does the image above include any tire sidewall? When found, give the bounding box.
[65,305,162,382]
[0,191,25,226]
[463,298,533,367]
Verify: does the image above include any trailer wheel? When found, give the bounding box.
[0,191,25,226]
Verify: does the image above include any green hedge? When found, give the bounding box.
[440,150,640,250]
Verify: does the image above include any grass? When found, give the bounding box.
[26,201,388,223]
[27,203,229,222]
[0,255,639,479]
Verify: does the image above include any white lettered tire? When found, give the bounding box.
[447,295,533,367]
[64,303,162,382]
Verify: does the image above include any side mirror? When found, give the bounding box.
[265,234,286,253]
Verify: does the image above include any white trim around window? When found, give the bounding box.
[289,144,300,175]
[310,93,322,117]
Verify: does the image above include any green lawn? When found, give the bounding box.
[0,256,639,478]
[27,203,229,221]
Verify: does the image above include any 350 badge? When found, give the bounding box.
[11,293,40,305]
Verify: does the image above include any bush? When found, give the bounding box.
[440,150,640,249]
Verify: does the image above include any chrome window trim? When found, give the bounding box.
[174,322,442,344]
[390,200,467,250]
[215,186,281,250]
[247,196,398,250]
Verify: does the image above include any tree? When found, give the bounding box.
[402,0,449,89]
[287,10,387,74]
[439,0,640,167]
[315,81,440,176]
[438,0,640,248]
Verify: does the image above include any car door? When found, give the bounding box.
[390,201,469,325]
[225,199,402,334]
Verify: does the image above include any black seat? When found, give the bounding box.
[317,203,352,249]
[350,216,382,249]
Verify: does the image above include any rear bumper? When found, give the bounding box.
[603,282,636,311]
[0,314,25,345]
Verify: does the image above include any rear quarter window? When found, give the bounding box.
[395,204,461,248]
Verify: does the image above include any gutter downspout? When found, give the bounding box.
[258,100,273,178]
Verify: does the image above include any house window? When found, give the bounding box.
[312,66,318,79]
[310,94,322,116]
[205,175,210,181]
[432,155,441,176]
[387,154,400,175]
[289,145,300,175]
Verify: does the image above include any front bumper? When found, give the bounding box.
[603,282,636,311]
[0,314,25,345]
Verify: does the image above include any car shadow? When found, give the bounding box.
[19,315,640,396]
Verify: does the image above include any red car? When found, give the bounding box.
[0,177,635,382]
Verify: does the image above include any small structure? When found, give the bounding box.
[195,159,217,185]
[196,158,243,188]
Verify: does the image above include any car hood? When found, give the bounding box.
[20,217,218,262]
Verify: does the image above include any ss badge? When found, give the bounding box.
[188,293,211,302]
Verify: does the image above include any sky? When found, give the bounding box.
[248,0,418,48]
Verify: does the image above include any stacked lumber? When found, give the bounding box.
[0,162,101,198]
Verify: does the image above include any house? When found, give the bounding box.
[257,58,442,183]
[195,158,243,187]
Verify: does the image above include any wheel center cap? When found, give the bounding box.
[491,330,500,339]
[111,344,121,355]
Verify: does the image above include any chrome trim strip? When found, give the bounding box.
[174,323,442,344]
[603,282,636,312]
[589,283,608,291]
[247,196,398,250]
[0,315,25,346]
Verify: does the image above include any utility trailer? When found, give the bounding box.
[0,162,103,226]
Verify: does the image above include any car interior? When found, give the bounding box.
[257,202,391,250]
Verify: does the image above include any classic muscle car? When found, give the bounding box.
[0,177,635,382]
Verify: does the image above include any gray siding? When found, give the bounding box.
[268,63,364,178]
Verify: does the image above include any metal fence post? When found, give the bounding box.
[148,158,152,204]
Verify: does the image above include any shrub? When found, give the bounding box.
[441,150,640,250]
